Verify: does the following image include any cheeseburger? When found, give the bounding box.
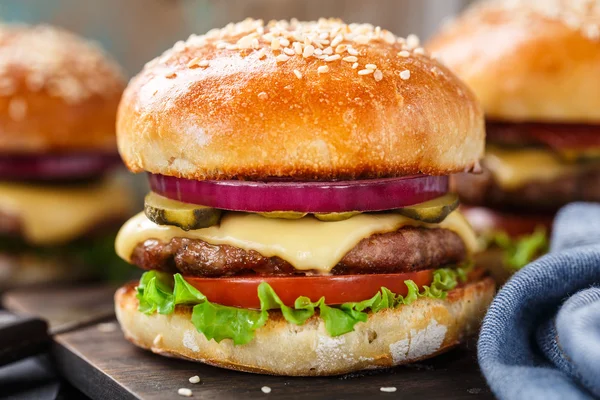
[114,18,494,376]
[0,25,133,287]
[428,0,600,277]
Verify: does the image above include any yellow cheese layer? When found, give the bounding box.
[0,175,134,245]
[116,210,478,274]
[485,146,576,190]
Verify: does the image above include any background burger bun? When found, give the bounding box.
[427,0,600,123]
[117,19,484,181]
[0,24,125,153]
[115,277,494,376]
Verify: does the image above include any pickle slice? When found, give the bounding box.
[258,211,307,219]
[144,192,222,231]
[313,211,361,222]
[394,193,459,223]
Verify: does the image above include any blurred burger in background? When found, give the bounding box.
[427,0,600,280]
[0,24,134,288]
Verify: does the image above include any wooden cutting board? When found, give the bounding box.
[3,285,494,400]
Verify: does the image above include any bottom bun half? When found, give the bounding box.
[115,277,495,376]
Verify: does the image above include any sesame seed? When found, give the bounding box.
[258,92,268,100]
[271,39,281,50]
[342,56,357,62]
[261,386,272,394]
[198,60,209,67]
[178,388,193,397]
[374,69,383,81]
[187,57,202,68]
[293,42,303,54]
[323,46,334,55]
[303,44,315,58]
[279,38,290,47]
[189,376,201,384]
[347,47,359,56]
[225,44,238,50]
[325,54,341,61]
[380,387,397,393]
[275,53,290,62]
[252,38,260,49]
[283,47,295,56]
[382,30,396,44]
[317,65,330,73]
[165,72,177,79]
[586,24,600,40]
[406,34,420,49]
[314,48,323,55]
[365,63,377,70]
[354,34,370,44]
[400,69,411,80]
[216,42,228,49]
[153,334,163,346]
[294,69,303,79]
[414,47,426,55]
[358,68,374,75]
[352,62,359,69]
[331,34,343,47]
[335,44,348,54]
[398,50,410,57]
[256,48,267,59]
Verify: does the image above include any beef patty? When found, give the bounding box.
[452,164,600,212]
[130,227,467,277]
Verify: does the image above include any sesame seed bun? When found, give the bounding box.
[117,19,484,181]
[427,0,600,123]
[115,277,495,376]
[0,24,126,153]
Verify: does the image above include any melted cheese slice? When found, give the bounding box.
[0,175,134,245]
[485,146,576,190]
[116,210,479,274]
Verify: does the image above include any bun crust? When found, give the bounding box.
[115,277,495,376]
[0,25,125,153]
[427,0,600,123]
[117,19,484,180]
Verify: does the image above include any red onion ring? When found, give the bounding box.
[148,174,449,213]
[0,153,122,181]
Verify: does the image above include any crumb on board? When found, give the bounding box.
[261,386,272,394]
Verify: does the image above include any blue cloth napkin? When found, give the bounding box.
[478,203,600,400]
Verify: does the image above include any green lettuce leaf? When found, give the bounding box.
[136,265,469,345]
[191,302,265,345]
[490,228,548,270]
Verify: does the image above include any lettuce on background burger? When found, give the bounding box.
[427,0,600,279]
[114,18,495,376]
[0,24,135,287]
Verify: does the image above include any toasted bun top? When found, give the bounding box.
[0,24,126,153]
[117,19,484,181]
[427,0,600,123]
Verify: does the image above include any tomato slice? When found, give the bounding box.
[461,205,553,237]
[184,270,434,309]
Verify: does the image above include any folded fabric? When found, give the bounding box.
[478,203,600,400]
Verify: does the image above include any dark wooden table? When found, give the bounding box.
[3,284,494,400]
